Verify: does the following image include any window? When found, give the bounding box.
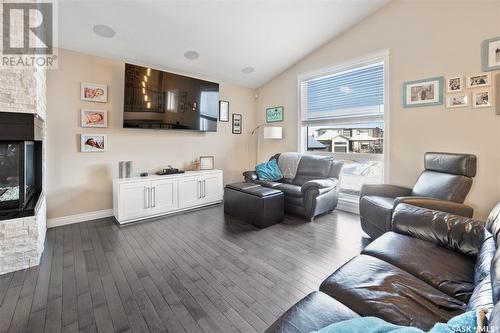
[299,51,388,202]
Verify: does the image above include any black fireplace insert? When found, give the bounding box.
[0,112,43,220]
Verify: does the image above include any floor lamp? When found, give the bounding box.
[250,125,283,165]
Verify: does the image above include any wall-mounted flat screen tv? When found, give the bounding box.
[124,63,219,132]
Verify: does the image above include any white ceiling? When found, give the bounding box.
[58,0,389,88]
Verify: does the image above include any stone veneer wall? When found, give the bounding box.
[0,0,48,274]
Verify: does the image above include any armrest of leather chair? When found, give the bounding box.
[392,203,485,257]
[301,178,338,195]
[394,196,474,218]
[243,170,258,182]
[360,184,412,199]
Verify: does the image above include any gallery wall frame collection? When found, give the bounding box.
[80,82,109,152]
[404,36,499,112]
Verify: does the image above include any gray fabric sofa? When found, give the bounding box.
[243,153,343,221]
[359,152,477,239]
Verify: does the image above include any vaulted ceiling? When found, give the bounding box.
[59,1,389,88]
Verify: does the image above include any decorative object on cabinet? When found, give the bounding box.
[81,82,108,103]
[446,93,469,108]
[266,106,284,123]
[112,170,223,224]
[81,134,107,152]
[482,36,500,72]
[403,76,444,108]
[466,73,491,88]
[446,76,464,93]
[119,161,133,178]
[472,89,493,108]
[200,156,215,170]
[232,113,242,134]
[219,101,229,122]
[81,109,107,127]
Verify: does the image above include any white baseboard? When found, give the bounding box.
[47,209,113,228]
[337,196,360,215]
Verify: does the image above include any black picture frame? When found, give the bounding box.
[219,101,229,122]
[232,114,242,134]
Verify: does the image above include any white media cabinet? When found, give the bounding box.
[113,170,223,224]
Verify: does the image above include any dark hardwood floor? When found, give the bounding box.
[0,205,365,333]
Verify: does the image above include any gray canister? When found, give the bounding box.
[119,161,133,178]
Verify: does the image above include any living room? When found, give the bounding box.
[1,0,500,332]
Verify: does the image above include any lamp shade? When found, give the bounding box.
[263,126,283,139]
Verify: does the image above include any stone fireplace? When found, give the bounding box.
[0,68,47,275]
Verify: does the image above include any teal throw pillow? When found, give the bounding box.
[255,159,282,181]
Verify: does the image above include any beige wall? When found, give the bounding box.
[47,49,256,219]
[256,0,500,219]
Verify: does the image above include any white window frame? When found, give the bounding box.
[296,49,390,214]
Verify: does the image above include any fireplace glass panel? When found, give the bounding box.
[0,142,20,208]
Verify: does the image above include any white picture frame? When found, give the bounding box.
[466,73,491,89]
[199,156,214,170]
[472,89,493,109]
[81,134,107,152]
[446,93,469,108]
[81,109,107,128]
[81,82,108,103]
[446,76,464,93]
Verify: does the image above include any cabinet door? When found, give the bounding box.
[201,172,223,203]
[178,176,202,208]
[119,181,149,221]
[150,178,178,215]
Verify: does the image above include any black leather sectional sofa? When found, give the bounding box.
[265,202,500,332]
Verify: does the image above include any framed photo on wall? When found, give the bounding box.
[81,82,108,103]
[219,101,229,122]
[445,93,469,108]
[232,114,242,134]
[81,134,107,152]
[446,76,464,93]
[482,36,500,72]
[466,73,491,88]
[403,76,444,108]
[266,106,284,123]
[81,109,107,128]
[472,89,493,108]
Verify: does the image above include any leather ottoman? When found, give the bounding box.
[224,182,284,228]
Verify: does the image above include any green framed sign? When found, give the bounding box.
[266,106,284,123]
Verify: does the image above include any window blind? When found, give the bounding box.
[301,62,384,119]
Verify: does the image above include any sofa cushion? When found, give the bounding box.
[264,291,359,333]
[293,155,333,186]
[485,202,500,247]
[362,232,475,303]
[411,170,472,203]
[254,179,281,188]
[275,183,303,198]
[319,255,466,330]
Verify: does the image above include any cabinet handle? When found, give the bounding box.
[145,187,150,208]
[203,180,206,198]
[152,187,156,208]
[197,181,201,199]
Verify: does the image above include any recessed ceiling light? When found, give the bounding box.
[93,24,115,38]
[242,67,255,74]
[184,50,200,60]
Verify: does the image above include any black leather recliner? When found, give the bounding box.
[359,152,477,239]
[243,154,343,221]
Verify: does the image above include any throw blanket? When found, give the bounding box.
[277,152,302,179]
[313,309,487,333]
